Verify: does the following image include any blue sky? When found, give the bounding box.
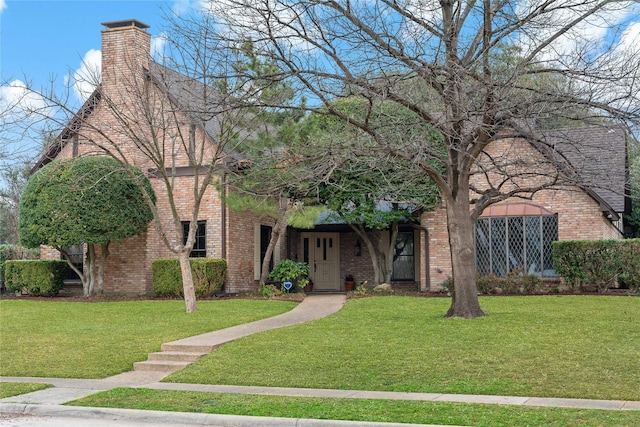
[1,0,638,168]
[1,0,178,99]
[0,0,193,165]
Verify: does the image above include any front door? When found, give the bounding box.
[302,233,340,291]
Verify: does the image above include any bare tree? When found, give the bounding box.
[203,0,640,317]
[8,16,267,312]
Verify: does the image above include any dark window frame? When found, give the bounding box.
[392,230,415,281]
[182,220,207,257]
[260,225,274,273]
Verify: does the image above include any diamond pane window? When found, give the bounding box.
[475,213,558,278]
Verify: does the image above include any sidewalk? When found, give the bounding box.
[2,294,639,426]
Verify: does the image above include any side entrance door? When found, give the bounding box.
[302,233,341,291]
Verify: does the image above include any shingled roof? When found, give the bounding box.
[541,124,628,215]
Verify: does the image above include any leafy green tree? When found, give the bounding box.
[299,99,441,285]
[224,42,322,284]
[0,163,30,244]
[209,0,640,318]
[626,137,640,237]
[19,156,155,296]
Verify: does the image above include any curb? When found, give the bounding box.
[0,403,466,427]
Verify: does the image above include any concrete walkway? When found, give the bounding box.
[2,294,639,426]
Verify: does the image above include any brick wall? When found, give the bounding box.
[225,209,277,293]
[422,136,622,290]
[35,21,260,296]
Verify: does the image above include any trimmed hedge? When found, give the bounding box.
[477,270,545,295]
[5,260,68,296]
[0,245,40,292]
[152,258,227,298]
[619,239,640,293]
[553,239,639,293]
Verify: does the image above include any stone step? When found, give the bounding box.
[133,360,192,373]
[147,351,207,363]
[161,343,218,353]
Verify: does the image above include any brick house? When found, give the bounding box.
[34,20,285,295]
[35,20,628,295]
[288,125,628,292]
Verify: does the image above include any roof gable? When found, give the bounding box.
[539,124,627,214]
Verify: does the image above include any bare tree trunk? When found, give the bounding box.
[445,197,486,319]
[59,247,88,296]
[97,241,110,295]
[178,250,197,313]
[260,197,291,284]
[382,221,399,284]
[86,244,96,297]
[351,224,383,286]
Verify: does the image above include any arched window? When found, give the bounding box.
[474,204,558,277]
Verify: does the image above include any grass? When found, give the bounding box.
[0,299,297,378]
[165,296,640,401]
[0,382,51,398]
[70,387,640,427]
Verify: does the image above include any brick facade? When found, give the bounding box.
[421,136,622,290]
[38,20,270,295]
[39,20,624,296]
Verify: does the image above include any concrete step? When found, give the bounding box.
[147,351,207,363]
[161,343,218,353]
[133,360,192,373]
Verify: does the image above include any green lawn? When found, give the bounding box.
[70,387,640,427]
[0,382,51,398]
[165,296,640,401]
[0,299,297,378]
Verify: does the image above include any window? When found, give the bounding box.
[260,225,274,272]
[182,221,206,257]
[62,244,83,281]
[475,215,558,277]
[392,231,415,280]
[254,224,275,280]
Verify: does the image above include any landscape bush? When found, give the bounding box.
[5,260,68,296]
[476,270,544,295]
[152,258,227,298]
[267,259,310,291]
[553,240,628,293]
[0,245,40,292]
[618,239,640,293]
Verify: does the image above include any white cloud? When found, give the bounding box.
[516,1,638,63]
[151,33,168,60]
[0,80,51,120]
[615,20,640,54]
[68,49,101,103]
[0,0,6,14]
[172,0,195,16]
[201,0,315,52]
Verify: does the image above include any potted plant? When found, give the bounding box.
[344,274,356,291]
[267,259,310,292]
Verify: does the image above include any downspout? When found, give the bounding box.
[221,172,227,259]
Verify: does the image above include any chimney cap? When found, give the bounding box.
[101,19,150,30]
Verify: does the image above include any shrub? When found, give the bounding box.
[152,258,227,298]
[267,259,310,292]
[553,240,625,293]
[0,245,40,292]
[476,275,499,294]
[5,260,67,296]
[258,283,283,298]
[476,270,544,295]
[619,239,640,294]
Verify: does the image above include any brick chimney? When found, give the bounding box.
[100,20,151,95]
